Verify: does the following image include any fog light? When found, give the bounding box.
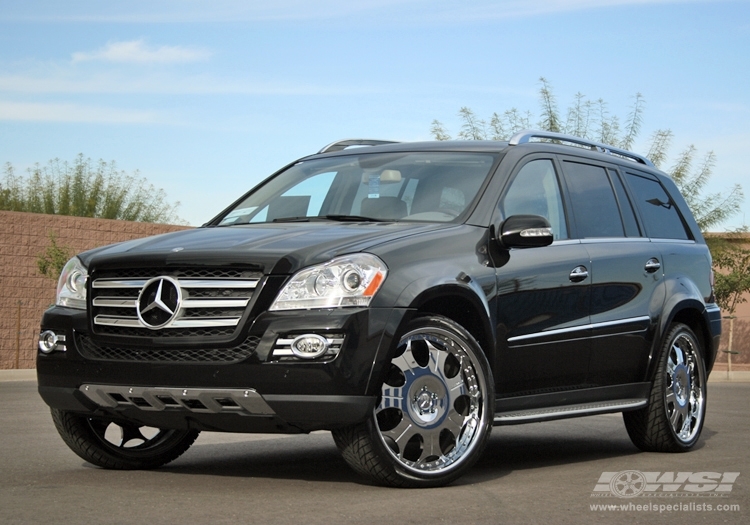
[38,330,66,354]
[290,334,330,359]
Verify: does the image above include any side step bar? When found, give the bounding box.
[494,398,647,425]
[80,384,276,416]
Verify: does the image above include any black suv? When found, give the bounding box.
[37,131,721,487]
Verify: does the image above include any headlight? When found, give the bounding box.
[270,254,387,311]
[56,257,88,309]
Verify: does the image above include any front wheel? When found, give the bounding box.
[333,316,494,487]
[51,408,200,469]
[623,323,707,452]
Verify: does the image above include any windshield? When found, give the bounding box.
[218,152,497,225]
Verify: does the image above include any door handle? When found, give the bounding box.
[569,265,589,283]
[645,258,661,273]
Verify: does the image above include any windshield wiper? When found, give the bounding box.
[271,215,386,223]
[320,214,385,222]
[224,214,388,225]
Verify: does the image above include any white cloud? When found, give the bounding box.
[71,39,211,64]
[0,100,159,123]
[0,71,382,96]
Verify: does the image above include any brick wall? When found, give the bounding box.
[0,211,190,369]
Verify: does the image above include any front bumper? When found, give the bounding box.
[37,305,410,433]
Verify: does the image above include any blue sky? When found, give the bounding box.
[1,0,748,228]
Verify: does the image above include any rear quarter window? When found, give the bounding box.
[625,172,690,240]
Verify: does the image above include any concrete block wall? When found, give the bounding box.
[0,211,190,369]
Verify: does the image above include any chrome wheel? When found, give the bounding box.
[376,326,486,474]
[664,329,705,443]
[333,316,493,487]
[623,323,707,452]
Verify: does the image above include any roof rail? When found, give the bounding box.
[508,130,654,167]
[318,139,399,154]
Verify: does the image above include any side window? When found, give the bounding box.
[563,161,624,238]
[502,159,568,240]
[625,172,690,240]
[609,169,641,237]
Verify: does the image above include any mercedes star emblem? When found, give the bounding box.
[137,276,182,329]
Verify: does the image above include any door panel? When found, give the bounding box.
[584,240,665,386]
[494,242,591,395]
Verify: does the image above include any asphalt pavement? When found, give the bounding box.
[0,373,747,525]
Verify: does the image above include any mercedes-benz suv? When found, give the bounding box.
[37,131,722,487]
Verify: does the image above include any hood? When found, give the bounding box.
[81,221,451,274]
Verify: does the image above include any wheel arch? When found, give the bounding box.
[409,284,496,372]
[648,299,715,381]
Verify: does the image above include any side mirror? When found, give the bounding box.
[498,214,554,248]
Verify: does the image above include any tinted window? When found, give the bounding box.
[502,159,568,240]
[626,172,689,240]
[563,161,624,238]
[609,169,641,237]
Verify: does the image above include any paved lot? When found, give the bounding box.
[1,378,747,525]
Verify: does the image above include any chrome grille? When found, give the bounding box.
[90,267,262,338]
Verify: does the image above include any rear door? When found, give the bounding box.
[559,158,665,386]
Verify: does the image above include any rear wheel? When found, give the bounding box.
[51,408,200,469]
[333,316,494,487]
[623,323,707,452]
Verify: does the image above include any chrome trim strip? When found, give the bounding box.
[494,398,648,423]
[580,237,649,244]
[705,304,721,313]
[649,238,695,244]
[171,318,241,327]
[94,315,240,328]
[94,297,250,308]
[181,298,250,308]
[275,337,345,346]
[93,278,259,289]
[93,298,137,308]
[507,316,650,343]
[179,279,259,289]
[93,279,147,289]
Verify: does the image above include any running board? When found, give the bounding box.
[494,398,647,425]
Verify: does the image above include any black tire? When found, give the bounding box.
[623,323,707,452]
[332,316,494,487]
[51,408,200,469]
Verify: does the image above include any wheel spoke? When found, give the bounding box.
[665,389,677,407]
[391,351,419,377]
[418,427,443,461]
[380,415,416,447]
[669,400,688,432]
[673,345,685,366]
[120,423,148,447]
[444,408,467,438]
